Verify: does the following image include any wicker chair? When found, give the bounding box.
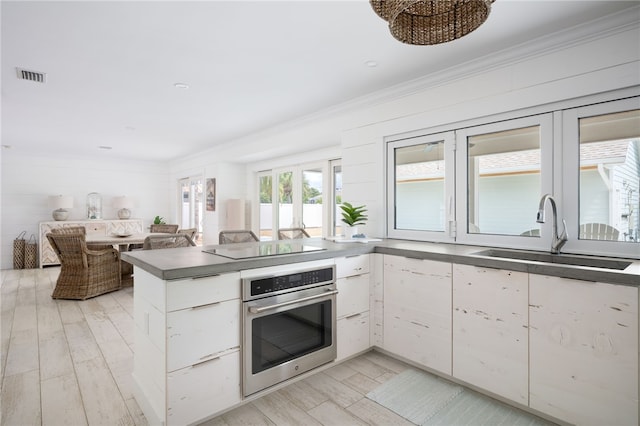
[177,228,197,241]
[51,225,133,283]
[47,232,121,300]
[143,234,196,250]
[278,228,310,239]
[219,230,259,244]
[149,224,179,233]
[51,226,112,250]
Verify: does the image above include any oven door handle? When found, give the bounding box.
[248,289,339,314]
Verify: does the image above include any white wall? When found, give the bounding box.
[341,25,640,238]
[0,153,171,269]
[2,13,638,268]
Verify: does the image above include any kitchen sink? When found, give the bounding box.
[472,249,632,270]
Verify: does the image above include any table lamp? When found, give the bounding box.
[113,196,133,219]
[49,195,74,221]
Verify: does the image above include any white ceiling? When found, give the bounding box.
[2,1,638,163]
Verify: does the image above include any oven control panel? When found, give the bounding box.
[246,266,334,298]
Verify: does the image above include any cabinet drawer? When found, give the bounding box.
[166,272,240,312]
[85,222,107,235]
[337,274,370,319]
[167,299,239,372]
[335,254,369,278]
[337,311,370,361]
[167,350,241,426]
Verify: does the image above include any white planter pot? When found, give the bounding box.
[344,225,358,238]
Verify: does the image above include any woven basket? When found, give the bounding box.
[13,231,26,269]
[24,234,38,269]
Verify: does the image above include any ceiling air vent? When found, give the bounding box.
[16,68,46,83]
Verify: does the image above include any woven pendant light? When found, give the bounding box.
[370,0,495,45]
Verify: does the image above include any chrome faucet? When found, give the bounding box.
[536,194,568,254]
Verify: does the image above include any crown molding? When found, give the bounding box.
[176,6,640,165]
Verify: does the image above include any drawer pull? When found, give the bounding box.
[192,355,221,368]
[190,301,221,310]
[345,255,361,259]
[190,274,221,280]
[345,313,362,319]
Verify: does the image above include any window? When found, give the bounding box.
[178,176,203,244]
[563,97,640,257]
[258,172,273,240]
[466,125,542,237]
[330,160,342,236]
[257,161,329,240]
[579,110,639,242]
[387,132,455,242]
[457,114,552,249]
[386,94,640,258]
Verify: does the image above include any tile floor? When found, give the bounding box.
[1,267,553,426]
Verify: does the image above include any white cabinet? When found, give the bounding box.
[167,299,239,372]
[383,255,452,375]
[335,255,371,361]
[167,348,239,425]
[529,274,638,426]
[39,219,143,267]
[452,265,528,405]
[133,269,241,426]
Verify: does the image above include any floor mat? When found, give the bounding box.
[366,369,464,424]
[366,369,554,426]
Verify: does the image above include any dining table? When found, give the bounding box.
[85,232,169,251]
[85,232,172,286]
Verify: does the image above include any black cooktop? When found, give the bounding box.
[204,241,325,260]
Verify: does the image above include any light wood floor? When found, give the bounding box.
[1,267,546,426]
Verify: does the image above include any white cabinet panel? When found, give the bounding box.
[335,254,370,278]
[337,311,370,361]
[452,265,528,405]
[384,255,452,375]
[336,274,369,319]
[335,254,371,361]
[166,272,240,312]
[167,350,241,426]
[530,274,638,426]
[167,299,240,372]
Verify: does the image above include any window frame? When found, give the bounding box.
[387,131,456,243]
[455,113,554,251]
[561,96,640,258]
[256,160,331,240]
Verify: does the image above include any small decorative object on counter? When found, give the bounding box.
[87,192,102,219]
[13,231,26,269]
[153,215,166,225]
[340,202,368,238]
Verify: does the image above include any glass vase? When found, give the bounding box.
[87,192,102,219]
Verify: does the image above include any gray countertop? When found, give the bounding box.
[121,238,640,286]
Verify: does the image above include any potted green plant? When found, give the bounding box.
[340,202,367,238]
[153,216,166,225]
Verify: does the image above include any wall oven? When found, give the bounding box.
[242,264,337,397]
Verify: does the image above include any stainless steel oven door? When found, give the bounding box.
[243,283,337,397]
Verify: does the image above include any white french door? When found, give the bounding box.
[178,176,203,244]
[258,162,327,240]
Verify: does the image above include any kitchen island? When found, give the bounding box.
[123,239,640,426]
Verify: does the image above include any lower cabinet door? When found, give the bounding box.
[167,350,240,426]
[452,265,528,405]
[530,274,638,426]
[337,311,370,361]
[384,256,452,375]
